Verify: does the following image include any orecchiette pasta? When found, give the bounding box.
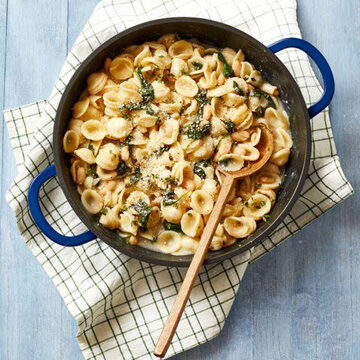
[64,35,292,255]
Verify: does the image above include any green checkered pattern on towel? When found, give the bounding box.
[3,0,353,359]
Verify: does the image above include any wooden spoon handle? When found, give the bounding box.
[154,175,236,358]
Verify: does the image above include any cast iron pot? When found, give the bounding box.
[28,18,334,267]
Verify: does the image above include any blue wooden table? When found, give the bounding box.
[0,1,359,359]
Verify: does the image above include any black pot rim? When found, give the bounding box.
[54,17,311,267]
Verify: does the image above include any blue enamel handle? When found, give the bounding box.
[268,37,335,118]
[28,164,96,246]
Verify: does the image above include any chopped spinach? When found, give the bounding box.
[86,165,97,179]
[163,221,183,233]
[129,167,141,186]
[191,61,203,70]
[136,66,154,102]
[193,160,209,179]
[116,160,130,177]
[217,52,234,78]
[162,189,189,207]
[155,144,170,157]
[233,80,245,96]
[223,120,236,133]
[183,90,211,139]
[162,189,176,206]
[100,208,108,215]
[123,134,132,145]
[120,102,157,119]
[164,175,176,185]
[196,89,209,107]
[183,121,210,140]
[250,89,276,109]
[130,200,151,230]
[218,157,232,168]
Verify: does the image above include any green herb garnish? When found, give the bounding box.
[163,221,183,233]
[88,144,94,151]
[251,89,276,109]
[191,61,203,70]
[116,160,130,177]
[120,102,157,120]
[183,121,210,140]
[101,208,108,215]
[196,89,209,107]
[217,52,234,77]
[162,190,189,207]
[124,134,132,145]
[262,214,270,222]
[129,167,141,186]
[136,66,154,102]
[223,120,236,133]
[233,81,245,96]
[193,160,209,179]
[218,158,232,168]
[130,200,152,230]
[164,175,176,185]
[155,144,170,157]
[255,200,266,209]
[162,189,176,206]
[86,166,97,179]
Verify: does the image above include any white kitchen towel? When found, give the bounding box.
[4,0,353,359]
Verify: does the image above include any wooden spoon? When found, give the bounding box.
[154,126,273,358]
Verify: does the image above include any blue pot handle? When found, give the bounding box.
[268,37,335,118]
[28,164,96,246]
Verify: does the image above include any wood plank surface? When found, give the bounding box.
[0,1,359,359]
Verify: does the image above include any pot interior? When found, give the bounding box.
[54,18,310,267]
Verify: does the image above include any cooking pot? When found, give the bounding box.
[28,18,334,267]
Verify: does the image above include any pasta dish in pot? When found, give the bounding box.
[62,34,292,255]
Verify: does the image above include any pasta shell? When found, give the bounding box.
[218,153,244,172]
[81,189,103,214]
[119,211,138,235]
[110,57,134,81]
[63,130,79,153]
[243,193,272,220]
[169,40,193,59]
[96,166,117,180]
[74,148,96,164]
[180,210,204,238]
[99,209,120,229]
[181,236,199,252]
[159,118,179,145]
[87,72,108,95]
[187,136,214,161]
[161,202,185,223]
[175,75,198,97]
[157,231,182,254]
[126,191,150,207]
[233,143,260,161]
[190,190,214,215]
[96,143,120,171]
[170,58,189,77]
[81,120,107,141]
[73,97,90,118]
[106,117,133,139]
[135,114,158,128]
[224,216,256,238]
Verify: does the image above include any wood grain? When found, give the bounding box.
[154,175,236,357]
[0,1,359,360]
